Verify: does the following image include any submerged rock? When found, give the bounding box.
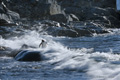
[0,46,17,57]
[20,44,37,49]
[0,46,6,51]
[15,50,42,61]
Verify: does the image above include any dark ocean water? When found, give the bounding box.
[0,25,120,80]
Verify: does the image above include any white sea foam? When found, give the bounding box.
[1,29,120,80]
[46,46,120,80]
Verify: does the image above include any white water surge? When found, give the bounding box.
[1,29,120,80]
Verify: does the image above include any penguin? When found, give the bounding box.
[39,39,47,48]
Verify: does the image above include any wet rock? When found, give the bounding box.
[0,46,16,57]
[43,21,108,37]
[21,44,29,49]
[14,50,42,61]
[49,13,79,23]
[20,44,37,49]
[57,29,78,37]
[41,20,61,27]
[0,46,12,51]
[0,46,6,51]
[0,1,20,26]
[0,26,15,38]
[73,21,109,34]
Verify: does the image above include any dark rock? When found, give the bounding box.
[49,14,68,23]
[20,44,37,49]
[0,1,20,26]
[3,0,119,28]
[0,26,15,37]
[0,46,6,51]
[7,10,20,20]
[9,49,21,57]
[41,20,60,27]
[58,0,120,28]
[14,50,42,61]
[58,0,116,9]
[73,21,109,34]
[43,21,109,37]
[5,0,63,20]
[21,44,29,49]
[0,46,16,57]
[4,0,79,23]
[49,13,79,23]
[57,29,78,37]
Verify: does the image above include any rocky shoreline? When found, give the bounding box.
[0,0,120,38]
[1,0,120,62]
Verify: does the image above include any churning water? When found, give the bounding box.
[1,25,120,80]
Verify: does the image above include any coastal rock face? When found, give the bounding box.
[3,0,120,28]
[0,1,20,37]
[5,0,63,19]
[0,1,20,26]
[4,0,79,23]
[1,0,120,37]
[57,0,120,28]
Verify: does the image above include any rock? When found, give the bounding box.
[43,21,108,37]
[57,29,78,37]
[49,14,68,23]
[20,44,37,49]
[20,44,29,49]
[0,46,12,51]
[7,10,20,20]
[58,0,120,28]
[49,13,79,23]
[5,0,79,23]
[41,20,61,27]
[0,1,20,37]
[0,46,6,51]
[0,46,16,57]
[14,50,42,61]
[5,0,63,19]
[9,49,20,57]
[0,26,14,37]
[0,1,20,26]
[58,0,116,9]
[73,21,108,34]
[2,0,120,28]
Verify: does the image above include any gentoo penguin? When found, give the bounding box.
[39,39,47,48]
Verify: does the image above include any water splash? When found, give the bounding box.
[1,27,120,80]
